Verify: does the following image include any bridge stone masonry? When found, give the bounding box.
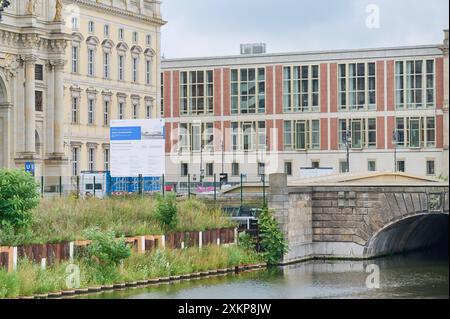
[268,173,449,264]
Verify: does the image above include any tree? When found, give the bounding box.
[258,206,288,265]
[0,169,40,230]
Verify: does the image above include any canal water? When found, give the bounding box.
[79,250,448,299]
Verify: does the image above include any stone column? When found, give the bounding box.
[53,59,65,156]
[24,55,36,155]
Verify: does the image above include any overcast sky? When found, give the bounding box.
[160,0,449,59]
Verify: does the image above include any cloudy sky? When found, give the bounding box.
[160,0,449,59]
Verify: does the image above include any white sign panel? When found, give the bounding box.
[110,119,165,177]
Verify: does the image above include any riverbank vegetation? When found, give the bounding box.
[0,191,234,246]
[0,245,262,298]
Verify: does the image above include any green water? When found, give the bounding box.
[78,251,448,299]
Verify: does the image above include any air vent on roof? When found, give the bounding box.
[240,43,266,55]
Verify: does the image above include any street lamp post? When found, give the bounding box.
[344,129,352,173]
[200,141,205,183]
[393,130,398,172]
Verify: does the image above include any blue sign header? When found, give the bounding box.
[110,126,142,141]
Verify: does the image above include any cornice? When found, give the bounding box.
[69,0,167,26]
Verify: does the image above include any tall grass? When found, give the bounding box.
[0,246,262,298]
[0,196,235,246]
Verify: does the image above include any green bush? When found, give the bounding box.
[258,207,288,265]
[238,232,255,251]
[0,169,40,230]
[83,227,131,267]
[154,193,178,232]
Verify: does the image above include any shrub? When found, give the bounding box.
[154,193,178,232]
[238,232,255,251]
[258,207,288,265]
[83,227,131,267]
[0,169,40,230]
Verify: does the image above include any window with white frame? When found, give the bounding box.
[71,147,79,176]
[118,55,125,81]
[71,17,78,30]
[283,120,320,151]
[395,59,435,109]
[132,103,138,119]
[88,21,95,33]
[426,160,435,175]
[178,123,214,152]
[231,68,265,114]
[88,147,96,171]
[395,117,435,148]
[146,34,151,46]
[88,99,95,125]
[283,65,320,112]
[145,59,152,85]
[71,97,79,124]
[338,118,377,149]
[71,45,78,73]
[180,70,214,115]
[103,100,109,125]
[338,62,376,111]
[284,161,293,176]
[103,52,110,79]
[118,102,125,120]
[232,162,240,176]
[231,121,266,152]
[132,57,139,83]
[368,160,377,172]
[118,28,124,40]
[104,148,110,171]
[145,100,152,119]
[88,48,95,77]
[206,163,214,176]
[258,162,265,176]
[132,31,138,43]
[104,25,110,37]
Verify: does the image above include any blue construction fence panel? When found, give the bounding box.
[105,172,162,195]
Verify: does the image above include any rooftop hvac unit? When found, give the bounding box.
[240,43,267,55]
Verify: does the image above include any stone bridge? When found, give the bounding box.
[268,173,449,263]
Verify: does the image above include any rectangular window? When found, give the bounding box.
[118,55,124,81]
[368,160,376,172]
[133,104,138,119]
[146,34,151,46]
[104,149,110,171]
[132,58,138,83]
[72,46,78,73]
[284,161,293,176]
[206,163,214,177]
[35,91,43,112]
[103,101,109,126]
[35,64,43,81]
[311,161,320,169]
[338,62,376,111]
[396,59,435,109]
[146,60,151,85]
[88,99,95,125]
[258,162,265,176]
[181,163,188,177]
[284,120,320,150]
[71,97,78,124]
[132,31,138,43]
[118,28,124,40]
[231,67,265,114]
[71,147,79,176]
[338,118,376,149]
[395,117,435,148]
[397,160,406,173]
[104,25,110,37]
[88,49,95,77]
[180,70,213,115]
[118,102,124,120]
[339,160,348,173]
[88,148,95,171]
[103,52,110,79]
[146,102,152,119]
[426,160,435,176]
[283,65,320,112]
[88,21,95,33]
[71,17,78,30]
[232,162,240,177]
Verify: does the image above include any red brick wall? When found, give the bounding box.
[163,71,171,118]
[223,121,230,151]
[330,118,338,150]
[377,117,385,149]
[172,122,179,151]
[320,63,328,113]
[376,61,385,112]
[436,57,444,109]
[275,65,283,114]
[214,121,222,151]
[214,69,222,116]
[436,115,443,148]
[330,63,337,113]
[266,66,274,114]
[320,118,328,150]
[387,116,395,149]
[267,120,274,151]
[223,68,230,116]
[165,122,171,152]
[386,60,395,111]
[172,71,180,117]
[275,119,283,151]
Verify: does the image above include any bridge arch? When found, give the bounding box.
[364,212,449,258]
